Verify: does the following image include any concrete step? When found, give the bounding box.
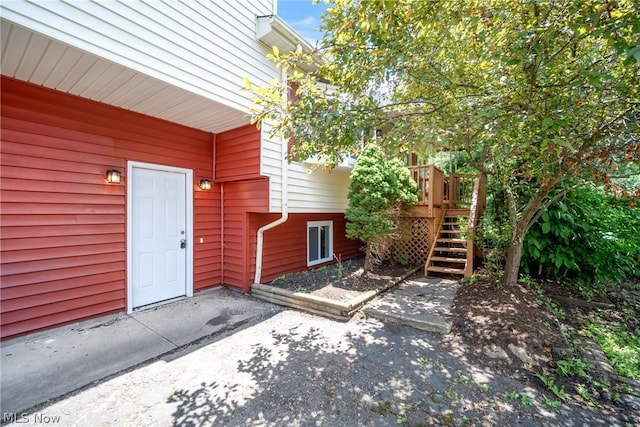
[364,277,461,334]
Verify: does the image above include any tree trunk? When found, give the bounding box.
[501,179,557,287]
[503,239,523,287]
[363,244,372,273]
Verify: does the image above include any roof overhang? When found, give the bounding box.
[1,20,248,134]
[256,15,319,74]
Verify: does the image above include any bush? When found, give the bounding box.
[346,144,418,271]
[522,185,640,285]
[476,175,512,278]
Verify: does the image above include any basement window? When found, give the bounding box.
[307,221,333,266]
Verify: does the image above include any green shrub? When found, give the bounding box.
[346,144,418,271]
[476,175,511,278]
[522,185,640,286]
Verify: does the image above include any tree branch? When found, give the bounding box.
[528,181,588,227]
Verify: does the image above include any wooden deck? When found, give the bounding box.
[407,166,487,278]
[407,165,486,215]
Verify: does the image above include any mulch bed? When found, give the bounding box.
[269,260,566,372]
[443,274,565,373]
[266,257,416,303]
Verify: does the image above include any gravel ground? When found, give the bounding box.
[7,307,633,427]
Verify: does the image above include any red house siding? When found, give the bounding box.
[222,179,270,290]
[248,213,362,284]
[194,187,222,292]
[214,124,270,290]
[0,77,221,339]
[215,124,261,182]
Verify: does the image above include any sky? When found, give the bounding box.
[277,0,330,46]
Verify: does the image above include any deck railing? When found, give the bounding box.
[407,166,485,216]
[445,173,477,208]
[408,165,430,206]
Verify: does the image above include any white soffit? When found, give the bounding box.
[1,21,248,133]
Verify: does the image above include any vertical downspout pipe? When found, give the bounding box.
[253,68,289,285]
[220,182,225,283]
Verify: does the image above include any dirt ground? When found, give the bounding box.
[266,258,640,424]
[267,259,564,374]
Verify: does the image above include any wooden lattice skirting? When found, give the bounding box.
[391,217,429,265]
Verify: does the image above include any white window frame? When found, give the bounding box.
[307,221,333,266]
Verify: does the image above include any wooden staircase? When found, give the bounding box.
[424,176,483,279]
[425,209,472,277]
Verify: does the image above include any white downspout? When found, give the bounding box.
[253,69,289,284]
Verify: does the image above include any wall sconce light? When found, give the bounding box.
[106,170,122,184]
[199,179,212,190]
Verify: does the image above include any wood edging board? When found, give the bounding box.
[250,265,421,319]
[549,294,616,310]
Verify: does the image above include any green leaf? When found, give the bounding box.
[242,77,252,90]
[553,137,572,150]
[563,257,574,269]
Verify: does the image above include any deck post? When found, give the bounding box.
[464,177,482,277]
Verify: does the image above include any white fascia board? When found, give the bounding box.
[256,14,321,74]
[256,14,314,54]
[300,155,356,172]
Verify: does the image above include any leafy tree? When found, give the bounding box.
[248,0,640,286]
[345,144,418,272]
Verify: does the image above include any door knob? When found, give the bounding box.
[180,239,186,249]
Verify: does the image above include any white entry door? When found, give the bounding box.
[129,164,191,309]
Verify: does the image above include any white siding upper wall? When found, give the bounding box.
[260,127,351,213]
[287,164,351,213]
[260,125,284,211]
[0,0,278,113]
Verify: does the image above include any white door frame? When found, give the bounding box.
[126,161,194,313]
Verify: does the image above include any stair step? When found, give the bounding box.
[445,209,471,217]
[427,266,465,275]
[437,238,466,244]
[434,247,468,253]
[430,256,466,264]
[440,229,465,234]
